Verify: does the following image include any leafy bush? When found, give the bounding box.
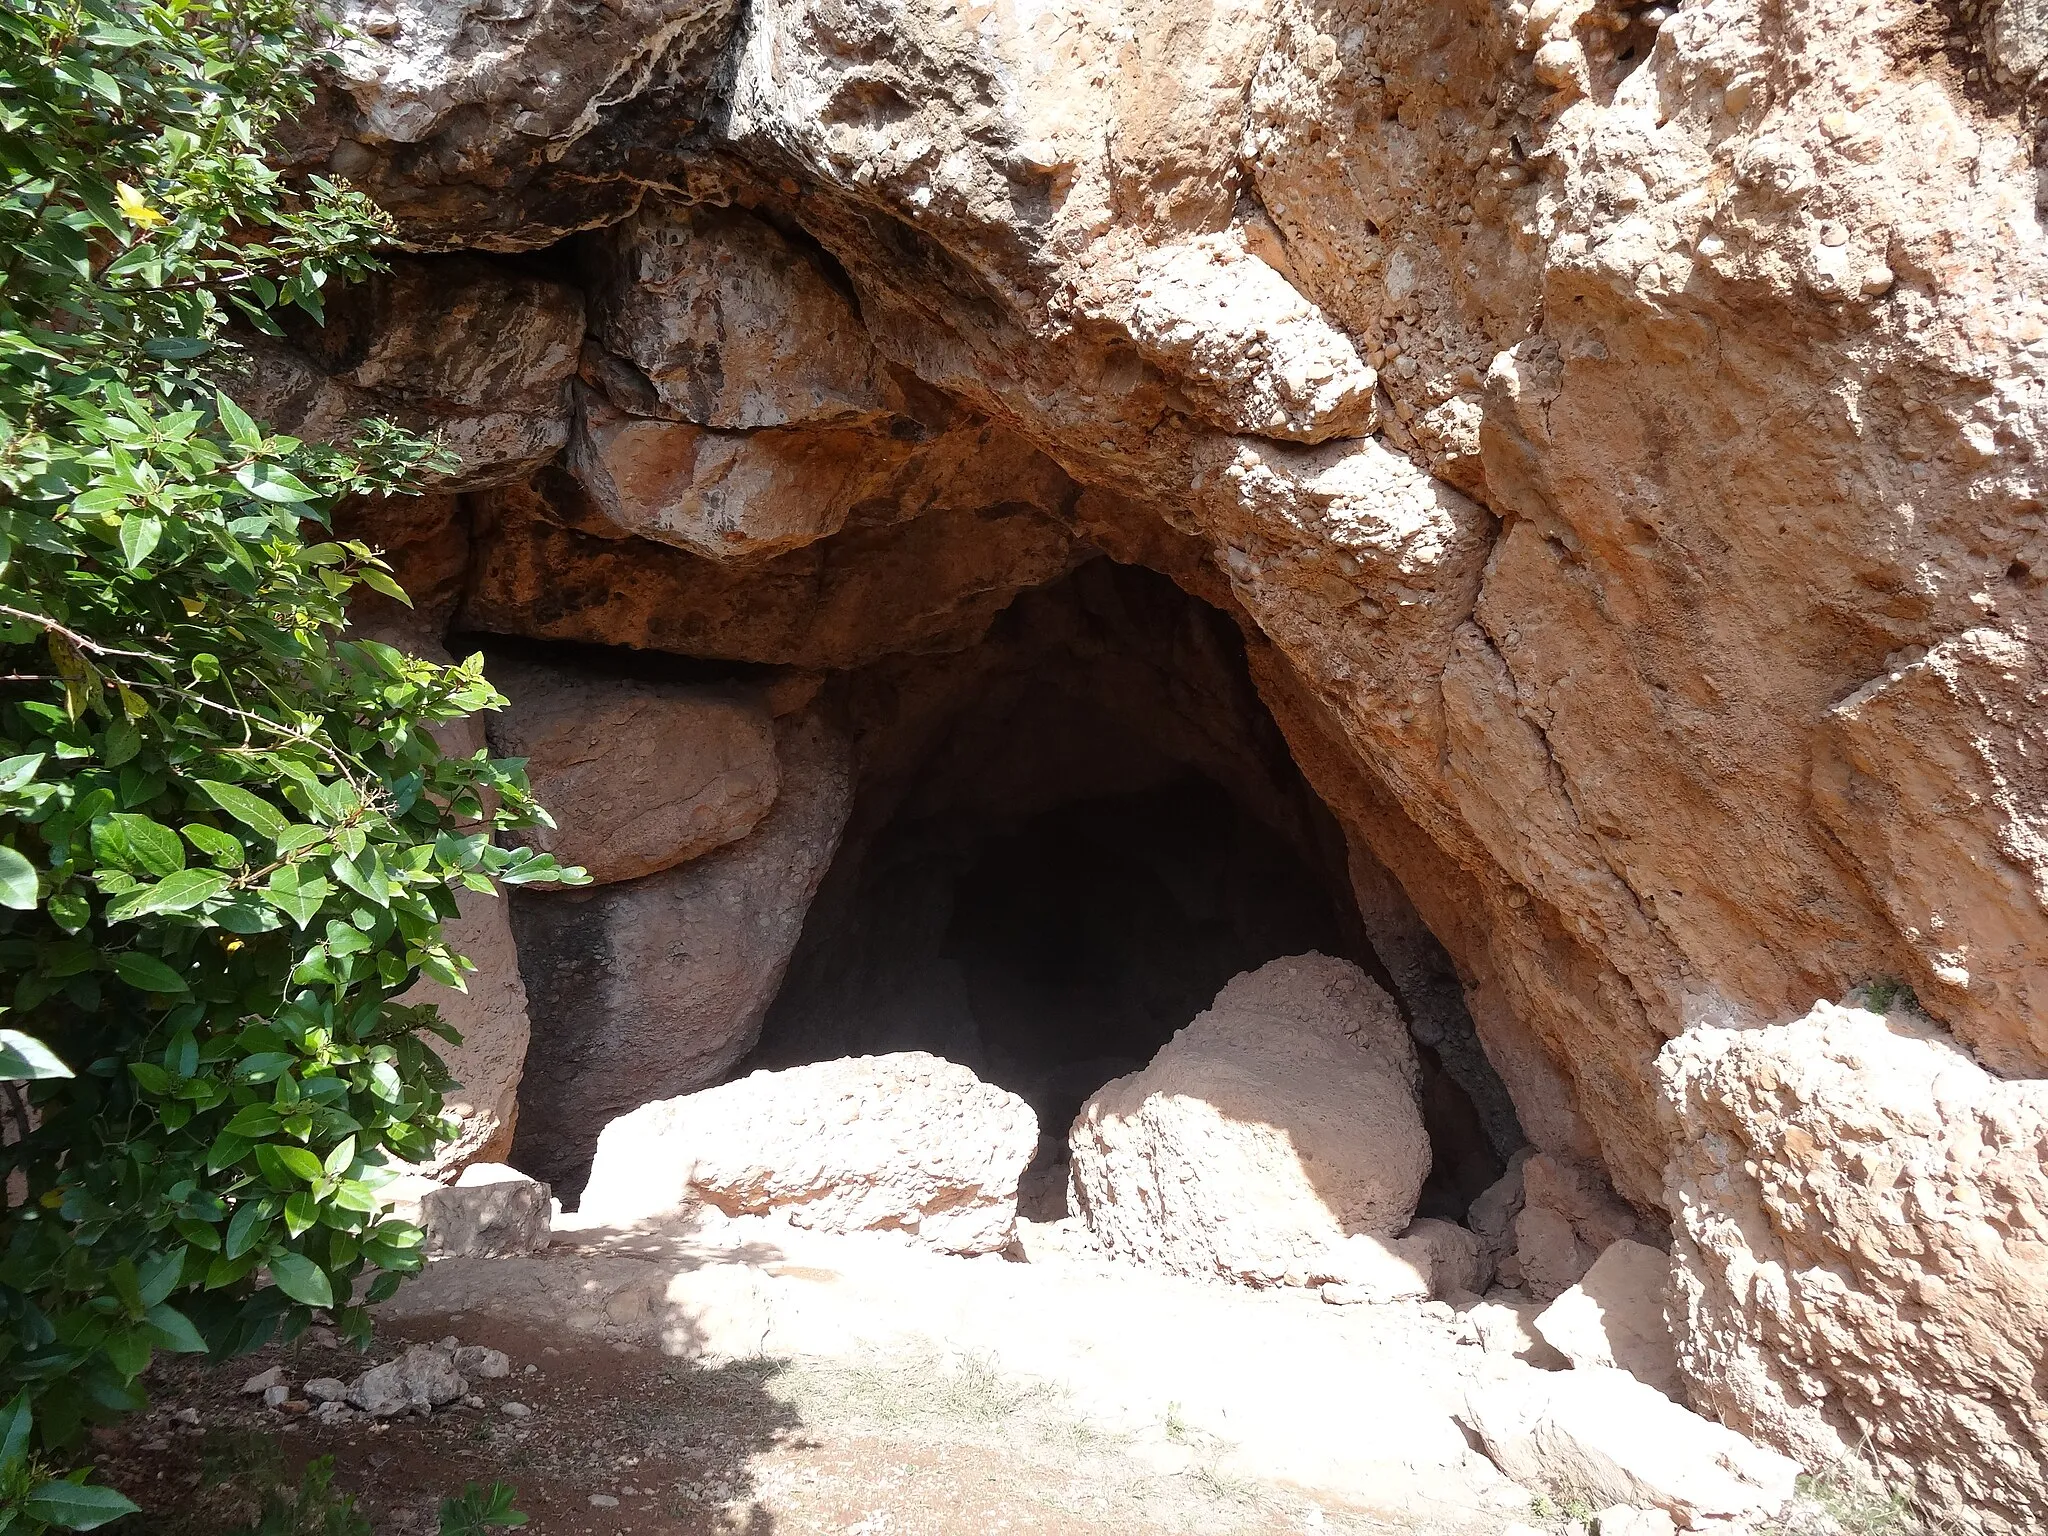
[0,0,582,1496]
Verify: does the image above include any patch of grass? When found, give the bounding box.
[1848,977,1920,1017]
[1792,1464,1917,1536]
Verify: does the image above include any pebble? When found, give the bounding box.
[500,1401,532,1419]
[241,1367,285,1395]
[589,1494,620,1508]
[173,1408,201,1428]
[304,1378,350,1404]
[262,1385,291,1409]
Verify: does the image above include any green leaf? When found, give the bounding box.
[103,1328,152,1381]
[355,565,413,605]
[119,512,163,569]
[266,1144,325,1184]
[265,866,329,929]
[94,813,185,877]
[265,1252,334,1309]
[143,1303,210,1355]
[138,1248,186,1308]
[215,390,263,451]
[23,1480,141,1530]
[0,754,46,794]
[0,1031,72,1081]
[112,952,189,994]
[0,1393,33,1473]
[195,780,288,840]
[0,846,38,911]
[105,868,227,920]
[284,1191,317,1237]
[182,823,245,867]
[225,1202,268,1261]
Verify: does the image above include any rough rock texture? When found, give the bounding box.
[295,0,2048,1512]
[1069,955,1429,1285]
[486,657,779,884]
[421,1164,553,1259]
[236,257,583,490]
[1501,1152,1657,1301]
[508,710,853,1194]
[1663,1002,2048,1533]
[1534,1239,1682,1401]
[1462,1366,1800,1528]
[578,1052,1039,1253]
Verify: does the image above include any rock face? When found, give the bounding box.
[1663,1002,2048,1533]
[1069,955,1429,1285]
[579,1052,1039,1254]
[486,658,780,885]
[508,710,854,1194]
[292,0,2048,1515]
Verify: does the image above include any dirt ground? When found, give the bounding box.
[94,1307,1434,1536]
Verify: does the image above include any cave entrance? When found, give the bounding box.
[749,560,1503,1216]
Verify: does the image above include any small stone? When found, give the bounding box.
[454,1346,511,1380]
[463,1394,485,1410]
[304,1378,349,1404]
[312,1401,356,1427]
[589,1494,620,1508]
[241,1367,285,1395]
[500,1401,532,1419]
[262,1385,291,1409]
[1860,266,1896,297]
[1818,221,1850,248]
[1320,1282,1370,1306]
[172,1408,201,1428]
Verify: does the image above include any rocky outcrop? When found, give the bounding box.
[1068,955,1429,1285]
[486,658,779,885]
[291,0,2048,1517]
[508,710,853,1193]
[579,1052,1039,1253]
[1663,1001,2048,1534]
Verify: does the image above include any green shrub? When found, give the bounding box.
[0,0,582,1503]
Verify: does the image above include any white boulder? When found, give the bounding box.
[1461,1366,1799,1528]
[1068,954,1429,1285]
[1534,1239,1683,1401]
[579,1052,1039,1254]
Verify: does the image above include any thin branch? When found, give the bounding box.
[0,605,170,666]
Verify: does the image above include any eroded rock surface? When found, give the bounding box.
[486,657,780,884]
[579,1052,1039,1253]
[291,0,2048,1517]
[1069,954,1429,1285]
[508,710,854,1193]
[1663,1001,2048,1533]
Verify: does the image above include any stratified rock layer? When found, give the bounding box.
[1069,955,1429,1285]
[1662,1003,2048,1533]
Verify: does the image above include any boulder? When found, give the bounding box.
[1534,1240,1682,1401]
[1068,954,1429,1285]
[1393,1218,1486,1300]
[1461,1367,1799,1528]
[583,200,891,431]
[1500,1153,1652,1301]
[578,1052,1039,1254]
[425,1165,553,1259]
[1662,1001,2048,1533]
[509,709,853,1194]
[487,659,780,885]
[374,1163,551,1259]
[349,1343,469,1417]
[1466,1148,1531,1289]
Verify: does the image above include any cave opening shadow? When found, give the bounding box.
[747,560,1504,1217]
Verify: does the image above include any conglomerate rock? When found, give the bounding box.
[1662,1002,2048,1533]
